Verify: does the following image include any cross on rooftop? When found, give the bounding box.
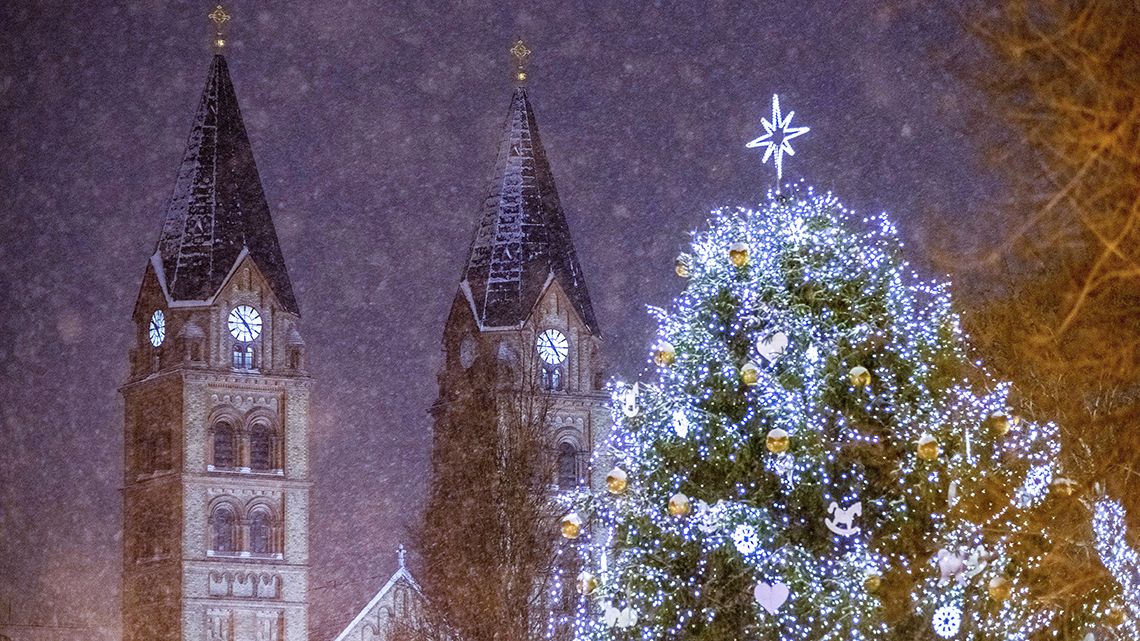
[511,39,532,83]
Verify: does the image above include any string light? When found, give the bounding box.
[552,184,1123,641]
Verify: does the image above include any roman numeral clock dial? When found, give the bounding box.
[537,329,568,365]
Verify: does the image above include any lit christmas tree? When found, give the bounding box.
[560,185,1136,641]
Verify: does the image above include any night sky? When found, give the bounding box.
[0,2,999,639]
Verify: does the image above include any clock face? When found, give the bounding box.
[228,305,262,342]
[148,310,166,347]
[537,329,569,365]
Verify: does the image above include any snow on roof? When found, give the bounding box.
[331,545,422,641]
[154,54,299,314]
[459,86,598,334]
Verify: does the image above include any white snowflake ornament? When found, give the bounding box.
[732,524,759,554]
[932,604,962,638]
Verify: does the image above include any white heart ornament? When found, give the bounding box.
[753,581,789,615]
[757,332,789,364]
[601,604,620,627]
[616,607,638,629]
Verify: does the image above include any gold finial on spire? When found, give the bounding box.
[510,39,532,84]
[208,4,231,52]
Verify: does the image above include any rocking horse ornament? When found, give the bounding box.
[825,500,862,537]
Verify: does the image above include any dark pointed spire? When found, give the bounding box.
[155,53,299,313]
[460,84,598,334]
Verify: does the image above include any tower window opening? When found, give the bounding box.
[232,344,254,369]
[249,509,273,555]
[541,365,563,391]
[210,506,237,554]
[250,424,274,471]
[557,442,578,489]
[213,422,235,468]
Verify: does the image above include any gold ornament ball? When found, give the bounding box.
[863,574,882,593]
[729,241,750,267]
[606,467,628,495]
[674,254,692,278]
[987,576,1011,602]
[1051,477,1078,497]
[917,433,940,462]
[986,412,1012,436]
[560,512,582,539]
[576,571,599,595]
[848,366,872,389]
[765,428,790,454]
[654,341,676,367]
[741,361,760,386]
[668,492,691,517]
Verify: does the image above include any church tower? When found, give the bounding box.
[436,41,608,497]
[426,40,609,639]
[121,10,310,641]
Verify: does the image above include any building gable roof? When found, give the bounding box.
[155,54,298,313]
[460,86,598,334]
[332,546,422,641]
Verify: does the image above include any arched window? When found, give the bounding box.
[542,365,563,391]
[557,442,578,489]
[213,422,235,468]
[232,344,254,369]
[211,505,236,553]
[250,424,274,471]
[249,508,273,555]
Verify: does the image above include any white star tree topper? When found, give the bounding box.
[746,94,810,182]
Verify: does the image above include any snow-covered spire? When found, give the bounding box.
[154,52,299,313]
[459,80,599,334]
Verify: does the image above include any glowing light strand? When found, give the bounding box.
[559,185,1113,641]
